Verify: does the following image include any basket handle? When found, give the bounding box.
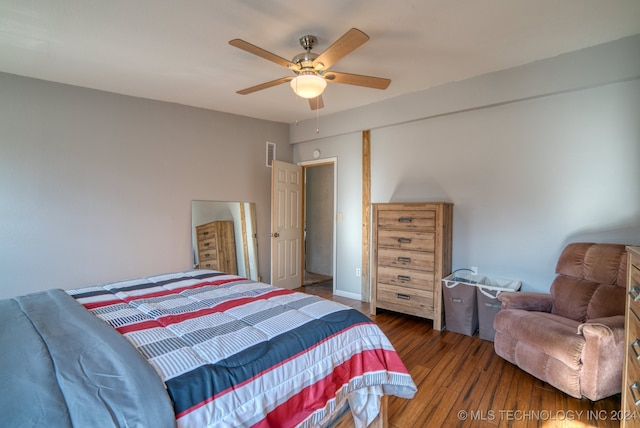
[478,286,500,299]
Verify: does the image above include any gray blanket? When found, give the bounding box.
[0,289,176,428]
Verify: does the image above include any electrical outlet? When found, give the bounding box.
[471,266,478,275]
[355,268,361,277]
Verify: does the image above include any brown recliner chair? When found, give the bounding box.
[493,242,627,401]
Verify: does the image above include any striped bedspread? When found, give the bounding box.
[68,270,417,428]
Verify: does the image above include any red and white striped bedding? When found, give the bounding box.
[68,270,416,427]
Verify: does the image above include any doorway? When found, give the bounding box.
[302,159,336,291]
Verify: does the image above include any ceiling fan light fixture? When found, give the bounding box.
[290,74,326,99]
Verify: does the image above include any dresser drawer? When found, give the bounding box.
[631,261,640,290]
[376,210,435,231]
[199,248,219,262]
[626,335,640,408]
[378,247,434,272]
[199,260,220,270]
[625,387,640,422]
[629,307,640,354]
[377,229,435,252]
[198,238,218,252]
[197,226,217,240]
[377,266,435,291]
[376,283,434,313]
[629,294,640,325]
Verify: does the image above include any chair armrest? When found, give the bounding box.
[497,292,552,312]
[577,315,625,401]
[578,315,625,338]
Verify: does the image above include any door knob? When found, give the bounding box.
[273,232,280,238]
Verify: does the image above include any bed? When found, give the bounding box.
[1,270,417,427]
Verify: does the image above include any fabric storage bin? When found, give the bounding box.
[476,277,521,341]
[442,273,484,336]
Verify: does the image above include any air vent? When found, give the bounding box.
[266,142,276,167]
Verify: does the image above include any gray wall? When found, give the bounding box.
[2,35,638,300]
[305,164,334,276]
[293,35,640,296]
[0,73,291,299]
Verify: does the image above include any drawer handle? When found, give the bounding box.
[631,382,640,406]
[397,238,412,244]
[633,339,640,360]
[396,293,411,300]
[398,217,413,223]
[397,275,411,281]
[204,242,210,247]
[397,256,412,263]
[204,253,211,257]
[203,231,209,235]
[630,286,640,301]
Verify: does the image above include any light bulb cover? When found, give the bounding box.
[290,74,327,99]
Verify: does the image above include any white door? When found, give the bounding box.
[271,160,303,289]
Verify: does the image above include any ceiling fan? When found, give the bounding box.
[229,28,391,110]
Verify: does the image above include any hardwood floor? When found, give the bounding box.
[297,282,624,428]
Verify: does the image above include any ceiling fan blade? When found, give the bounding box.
[236,76,293,95]
[325,71,391,89]
[313,28,369,70]
[309,95,324,110]
[229,39,297,70]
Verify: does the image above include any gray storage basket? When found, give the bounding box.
[476,277,521,341]
[442,273,484,336]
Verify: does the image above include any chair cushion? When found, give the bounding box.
[586,284,626,319]
[551,243,627,322]
[550,276,599,322]
[494,309,584,370]
[555,242,627,287]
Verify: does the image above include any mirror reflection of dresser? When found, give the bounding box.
[195,220,237,274]
[191,200,259,281]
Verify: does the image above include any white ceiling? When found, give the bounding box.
[1,1,640,124]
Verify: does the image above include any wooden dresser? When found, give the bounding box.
[195,220,238,275]
[622,246,640,427]
[370,202,453,330]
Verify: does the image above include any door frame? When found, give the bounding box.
[299,157,338,294]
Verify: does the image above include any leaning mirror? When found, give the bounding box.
[191,200,259,281]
